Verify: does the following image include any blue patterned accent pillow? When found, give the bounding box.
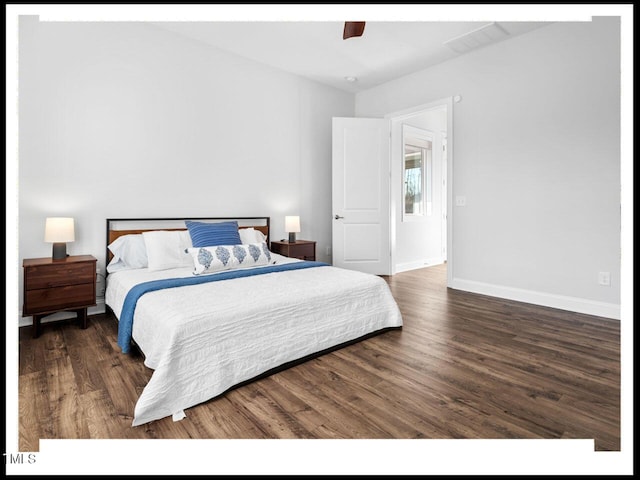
[187,242,273,275]
[185,220,242,248]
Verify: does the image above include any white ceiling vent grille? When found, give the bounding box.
[443,22,510,54]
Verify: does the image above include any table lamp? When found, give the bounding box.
[285,215,300,243]
[45,217,75,260]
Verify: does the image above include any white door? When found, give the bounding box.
[332,117,391,275]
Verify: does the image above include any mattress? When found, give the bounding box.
[105,254,403,426]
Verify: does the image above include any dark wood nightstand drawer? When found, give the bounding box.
[24,283,96,316]
[24,262,95,290]
[290,243,314,260]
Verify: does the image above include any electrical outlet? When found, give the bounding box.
[326,246,331,256]
[96,268,103,283]
[598,271,611,286]
[455,195,466,207]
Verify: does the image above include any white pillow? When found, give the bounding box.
[142,230,193,271]
[239,227,267,245]
[187,242,272,275]
[107,234,148,273]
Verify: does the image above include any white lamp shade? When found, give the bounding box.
[44,217,75,243]
[284,215,301,233]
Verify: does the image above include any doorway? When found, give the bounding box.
[386,99,451,282]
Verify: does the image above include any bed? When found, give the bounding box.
[104,217,403,426]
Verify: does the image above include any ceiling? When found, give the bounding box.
[150,21,551,93]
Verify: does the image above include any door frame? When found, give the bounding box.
[441,134,448,263]
[385,97,454,287]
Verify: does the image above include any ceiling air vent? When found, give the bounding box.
[444,22,510,54]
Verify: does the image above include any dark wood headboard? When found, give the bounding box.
[106,217,270,266]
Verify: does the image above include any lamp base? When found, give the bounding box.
[288,232,296,243]
[52,242,67,260]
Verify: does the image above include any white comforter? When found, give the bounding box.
[105,256,403,426]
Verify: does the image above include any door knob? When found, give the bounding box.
[334,214,344,220]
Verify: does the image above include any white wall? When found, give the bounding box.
[357,18,621,318]
[17,17,353,315]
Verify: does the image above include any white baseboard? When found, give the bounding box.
[18,298,107,328]
[396,257,445,273]
[449,278,620,320]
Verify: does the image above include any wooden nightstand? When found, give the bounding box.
[270,240,316,261]
[22,255,97,338]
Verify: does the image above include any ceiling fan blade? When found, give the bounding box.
[343,21,366,40]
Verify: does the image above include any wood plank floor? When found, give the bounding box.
[18,264,620,451]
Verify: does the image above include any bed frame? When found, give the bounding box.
[103,216,401,423]
[105,216,270,267]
